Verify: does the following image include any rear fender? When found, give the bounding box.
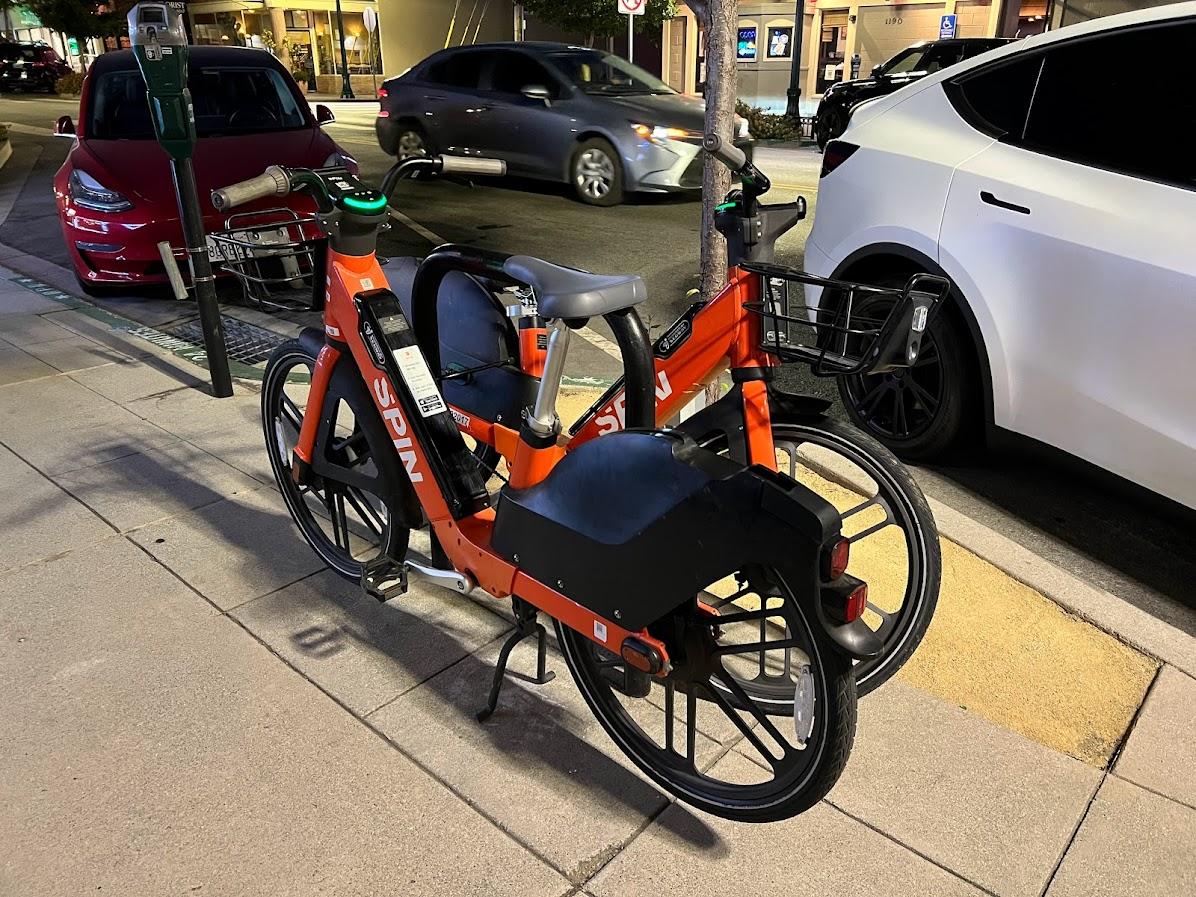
[492,430,871,657]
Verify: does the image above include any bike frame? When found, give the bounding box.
[291,241,674,667]
[453,265,784,469]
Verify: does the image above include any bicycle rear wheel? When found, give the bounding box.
[557,566,856,822]
[262,339,414,580]
[702,417,940,698]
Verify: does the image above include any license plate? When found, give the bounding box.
[206,226,290,262]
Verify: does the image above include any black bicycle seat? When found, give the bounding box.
[503,255,646,320]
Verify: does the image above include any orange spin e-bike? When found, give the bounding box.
[213,156,881,823]
[380,137,951,701]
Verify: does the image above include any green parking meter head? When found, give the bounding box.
[128,2,195,160]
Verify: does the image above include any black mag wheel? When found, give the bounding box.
[701,419,940,698]
[557,567,856,822]
[262,339,412,580]
[838,287,972,459]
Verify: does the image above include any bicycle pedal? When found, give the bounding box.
[360,557,408,602]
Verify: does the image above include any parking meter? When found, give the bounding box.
[129,2,194,160]
[850,53,861,80]
[128,1,233,397]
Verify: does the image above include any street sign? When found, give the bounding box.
[939,14,957,39]
[363,7,377,32]
[618,0,646,15]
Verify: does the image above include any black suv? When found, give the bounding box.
[813,38,1011,149]
[0,41,71,93]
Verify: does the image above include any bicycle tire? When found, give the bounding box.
[556,568,857,822]
[702,417,940,698]
[262,339,413,580]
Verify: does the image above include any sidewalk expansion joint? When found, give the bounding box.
[1036,663,1163,897]
[825,799,1002,897]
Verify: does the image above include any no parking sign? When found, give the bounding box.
[618,0,646,13]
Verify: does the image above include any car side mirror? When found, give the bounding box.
[54,115,76,137]
[315,104,335,126]
[870,66,883,76]
[521,84,552,105]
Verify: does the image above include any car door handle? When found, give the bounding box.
[425,94,447,102]
[980,190,1031,215]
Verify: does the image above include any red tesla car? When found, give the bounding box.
[54,46,356,294]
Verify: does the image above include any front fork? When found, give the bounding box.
[291,341,341,485]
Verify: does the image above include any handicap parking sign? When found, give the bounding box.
[939,14,957,39]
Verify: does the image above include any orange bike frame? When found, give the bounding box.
[293,246,672,668]
[454,266,781,470]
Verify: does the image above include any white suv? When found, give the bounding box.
[806,3,1196,510]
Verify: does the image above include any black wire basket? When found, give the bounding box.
[741,262,952,377]
[208,208,321,312]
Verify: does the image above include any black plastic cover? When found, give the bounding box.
[491,430,840,631]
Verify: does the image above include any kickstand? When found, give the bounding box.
[477,598,555,722]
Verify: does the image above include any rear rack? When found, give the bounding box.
[741,263,951,376]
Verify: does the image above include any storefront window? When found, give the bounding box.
[766,26,793,59]
[313,11,380,75]
[737,26,757,61]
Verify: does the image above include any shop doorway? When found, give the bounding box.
[816,13,848,93]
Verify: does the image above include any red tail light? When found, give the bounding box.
[820,141,859,178]
[844,583,868,623]
[821,537,850,581]
[377,87,388,98]
[377,109,390,118]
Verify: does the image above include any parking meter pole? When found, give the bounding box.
[785,0,806,118]
[172,158,233,397]
[129,1,233,398]
[335,0,354,99]
[627,13,634,63]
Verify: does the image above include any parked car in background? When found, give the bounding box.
[813,37,1011,149]
[54,46,355,294]
[376,42,751,206]
[0,41,71,93]
[806,3,1196,509]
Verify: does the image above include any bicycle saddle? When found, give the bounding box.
[503,255,646,320]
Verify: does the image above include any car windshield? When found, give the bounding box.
[547,49,675,95]
[0,44,37,61]
[88,66,307,140]
[879,47,929,75]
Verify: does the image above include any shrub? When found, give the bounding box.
[55,71,85,96]
[736,101,800,142]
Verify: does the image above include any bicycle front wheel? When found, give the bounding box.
[262,339,413,580]
[702,417,940,698]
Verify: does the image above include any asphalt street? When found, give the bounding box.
[2,93,1194,635]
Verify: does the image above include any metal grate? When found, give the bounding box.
[165,315,286,366]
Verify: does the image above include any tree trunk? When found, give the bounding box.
[690,0,738,300]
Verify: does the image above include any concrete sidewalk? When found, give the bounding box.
[2,269,1194,897]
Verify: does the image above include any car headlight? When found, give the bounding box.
[68,169,132,212]
[324,150,358,170]
[631,122,704,146]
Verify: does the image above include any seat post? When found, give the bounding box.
[526,319,571,438]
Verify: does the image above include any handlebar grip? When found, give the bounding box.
[211,166,290,212]
[439,155,507,177]
[702,133,747,171]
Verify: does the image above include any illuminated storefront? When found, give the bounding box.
[185,0,511,95]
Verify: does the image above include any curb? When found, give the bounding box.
[930,497,1196,679]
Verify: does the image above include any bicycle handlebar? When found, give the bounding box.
[702,133,747,171]
[439,156,507,177]
[702,133,772,213]
[212,155,508,213]
[211,166,290,212]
